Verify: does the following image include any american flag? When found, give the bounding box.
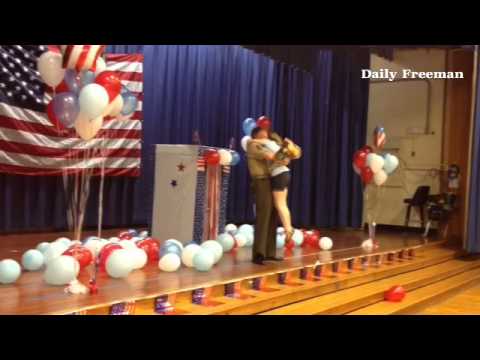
[0,45,143,176]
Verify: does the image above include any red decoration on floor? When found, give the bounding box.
[88,279,98,295]
[137,238,161,262]
[63,245,93,270]
[98,243,122,270]
[384,285,406,302]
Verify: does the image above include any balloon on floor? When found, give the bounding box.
[193,248,214,272]
[0,259,21,284]
[217,233,235,252]
[22,250,45,271]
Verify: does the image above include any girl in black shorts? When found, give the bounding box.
[250,127,295,244]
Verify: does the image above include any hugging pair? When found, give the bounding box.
[246,126,301,265]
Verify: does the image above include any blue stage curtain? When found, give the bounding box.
[0,45,369,233]
[467,49,480,253]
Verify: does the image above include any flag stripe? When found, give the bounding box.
[0,149,140,169]
[0,162,140,176]
[0,127,141,150]
[0,139,141,159]
[0,115,142,139]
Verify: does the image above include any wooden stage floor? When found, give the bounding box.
[0,228,435,315]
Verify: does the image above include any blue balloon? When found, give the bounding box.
[127,229,138,236]
[22,249,44,271]
[121,90,138,116]
[217,233,234,252]
[276,234,285,249]
[230,151,240,166]
[292,230,304,247]
[238,224,254,235]
[159,243,182,258]
[244,232,254,247]
[242,118,256,136]
[52,92,79,128]
[80,70,96,87]
[64,69,81,94]
[192,248,214,272]
[383,153,399,175]
[0,259,21,284]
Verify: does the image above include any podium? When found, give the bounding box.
[150,145,231,244]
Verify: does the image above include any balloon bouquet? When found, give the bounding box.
[352,126,399,250]
[240,115,271,151]
[36,45,140,293]
[37,45,138,139]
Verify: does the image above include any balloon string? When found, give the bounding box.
[97,137,106,238]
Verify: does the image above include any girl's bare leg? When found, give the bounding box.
[273,189,293,240]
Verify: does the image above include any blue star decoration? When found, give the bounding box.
[177,163,185,172]
[170,180,178,188]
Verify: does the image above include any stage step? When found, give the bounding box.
[259,256,480,315]
[151,246,463,315]
[348,267,480,315]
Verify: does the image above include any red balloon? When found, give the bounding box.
[303,231,313,246]
[95,71,121,102]
[98,243,122,270]
[384,285,406,302]
[204,149,220,165]
[310,233,320,248]
[46,100,65,132]
[118,231,133,240]
[361,167,374,184]
[361,145,373,154]
[136,238,160,262]
[285,239,295,250]
[54,80,70,94]
[256,116,271,129]
[63,245,93,270]
[353,150,368,170]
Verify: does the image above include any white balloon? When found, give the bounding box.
[44,256,79,286]
[225,223,237,235]
[44,242,69,264]
[366,153,385,174]
[130,248,148,270]
[158,253,181,272]
[84,239,102,257]
[109,237,120,243]
[103,94,124,117]
[37,51,65,87]
[362,238,374,250]
[119,240,137,250]
[95,57,107,76]
[106,249,134,278]
[319,237,333,250]
[277,227,285,234]
[36,242,50,254]
[201,240,223,264]
[79,83,109,119]
[74,112,103,141]
[374,169,388,186]
[54,237,71,247]
[218,149,233,166]
[241,136,251,152]
[234,233,247,248]
[181,244,202,268]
